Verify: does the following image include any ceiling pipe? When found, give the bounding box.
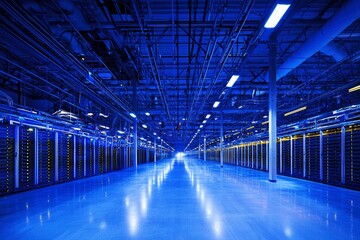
[267,0,360,82]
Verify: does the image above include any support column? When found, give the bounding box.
[55,132,59,182]
[154,138,157,163]
[160,139,163,160]
[319,131,323,181]
[341,126,345,184]
[220,111,224,167]
[84,137,87,176]
[268,36,277,182]
[303,133,306,178]
[34,128,39,185]
[105,138,108,172]
[93,139,96,174]
[290,136,293,175]
[256,143,259,169]
[14,125,20,188]
[146,147,149,163]
[279,139,283,174]
[133,119,138,168]
[73,135,76,178]
[236,146,239,166]
[251,144,254,168]
[198,134,201,160]
[110,137,114,171]
[204,135,207,162]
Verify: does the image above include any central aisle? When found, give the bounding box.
[0,157,360,239]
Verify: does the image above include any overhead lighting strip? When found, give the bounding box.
[264,4,291,28]
[284,106,307,116]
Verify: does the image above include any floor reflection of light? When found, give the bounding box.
[148,180,152,196]
[125,197,130,207]
[141,191,148,216]
[213,220,222,235]
[39,214,43,224]
[284,226,292,237]
[128,209,138,235]
[89,212,94,223]
[47,209,51,220]
[99,221,107,230]
[206,204,212,217]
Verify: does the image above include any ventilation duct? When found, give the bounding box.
[268,0,360,81]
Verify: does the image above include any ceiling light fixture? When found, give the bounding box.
[264,4,291,29]
[205,114,211,119]
[99,113,108,118]
[142,124,147,129]
[262,121,269,125]
[284,106,307,116]
[213,101,220,108]
[349,84,360,92]
[202,120,207,124]
[226,75,239,88]
[145,112,150,116]
[130,113,137,118]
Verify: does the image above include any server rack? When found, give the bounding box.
[345,125,360,189]
[0,124,15,195]
[38,129,55,186]
[306,132,320,181]
[18,126,35,190]
[98,139,105,174]
[293,134,304,178]
[281,137,291,176]
[76,135,84,179]
[323,128,341,185]
[58,132,73,182]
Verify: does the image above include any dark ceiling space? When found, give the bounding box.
[1,0,359,151]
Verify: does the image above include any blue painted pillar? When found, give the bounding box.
[220,111,224,167]
[268,36,277,182]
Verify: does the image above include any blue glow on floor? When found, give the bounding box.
[0,157,359,239]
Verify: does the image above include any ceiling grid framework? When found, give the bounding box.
[0,0,359,151]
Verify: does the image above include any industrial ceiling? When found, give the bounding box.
[0,0,359,151]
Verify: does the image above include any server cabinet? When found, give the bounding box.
[98,139,105,174]
[306,132,320,181]
[323,128,341,185]
[281,137,291,176]
[38,129,55,186]
[293,134,304,178]
[58,132,74,182]
[19,126,35,190]
[0,124,15,195]
[261,142,267,171]
[345,125,360,190]
[85,138,93,177]
[75,136,84,178]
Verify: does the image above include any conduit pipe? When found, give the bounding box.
[268,0,360,81]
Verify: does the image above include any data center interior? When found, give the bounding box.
[0,0,360,239]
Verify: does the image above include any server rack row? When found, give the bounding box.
[204,124,360,191]
[0,124,155,195]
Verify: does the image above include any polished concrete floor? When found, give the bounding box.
[0,157,360,239]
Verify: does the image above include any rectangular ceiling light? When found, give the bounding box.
[205,114,211,119]
[349,84,360,92]
[226,75,239,88]
[246,126,254,130]
[264,4,291,28]
[130,113,137,118]
[213,101,220,108]
[262,121,269,125]
[284,106,307,116]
